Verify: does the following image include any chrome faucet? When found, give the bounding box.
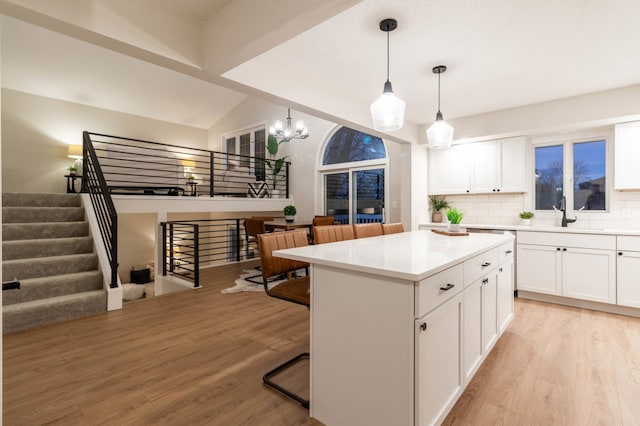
[553,196,577,227]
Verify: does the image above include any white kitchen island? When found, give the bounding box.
[274,230,515,426]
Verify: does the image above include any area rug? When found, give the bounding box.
[221,269,284,294]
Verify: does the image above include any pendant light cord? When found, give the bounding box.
[437,72,441,112]
[386,31,390,82]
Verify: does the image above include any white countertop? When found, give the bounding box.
[274,230,514,282]
[420,222,640,236]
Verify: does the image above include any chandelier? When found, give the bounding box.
[269,108,309,142]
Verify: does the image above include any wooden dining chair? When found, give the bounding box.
[257,229,311,408]
[313,224,355,244]
[353,222,384,238]
[382,223,405,235]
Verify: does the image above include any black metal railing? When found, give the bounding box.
[82,131,119,288]
[161,218,255,287]
[84,132,290,198]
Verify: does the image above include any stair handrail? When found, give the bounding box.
[82,131,118,288]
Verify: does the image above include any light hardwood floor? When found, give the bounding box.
[4,263,640,425]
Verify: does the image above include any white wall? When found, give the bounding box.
[1,89,208,193]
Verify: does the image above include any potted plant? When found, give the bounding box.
[283,204,297,222]
[428,195,450,223]
[446,207,464,232]
[519,211,534,226]
[67,165,77,176]
[261,134,289,197]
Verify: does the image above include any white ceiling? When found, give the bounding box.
[2,0,640,134]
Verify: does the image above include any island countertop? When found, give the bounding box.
[274,229,514,282]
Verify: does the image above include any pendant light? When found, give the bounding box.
[426,65,454,149]
[269,108,309,142]
[370,18,405,132]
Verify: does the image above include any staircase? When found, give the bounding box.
[2,193,107,334]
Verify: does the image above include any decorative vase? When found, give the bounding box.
[449,223,460,232]
[521,219,531,226]
[432,211,443,223]
[285,215,295,223]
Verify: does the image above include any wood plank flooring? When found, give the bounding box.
[4,263,640,425]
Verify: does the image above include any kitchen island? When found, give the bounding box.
[274,230,515,426]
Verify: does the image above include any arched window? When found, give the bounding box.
[320,127,387,224]
[323,127,386,165]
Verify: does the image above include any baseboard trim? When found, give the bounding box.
[518,291,640,318]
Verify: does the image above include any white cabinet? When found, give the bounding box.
[429,137,526,195]
[428,144,471,195]
[617,236,640,308]
[517,231,616,304]
[481,274,498,353]
[415,293,463,426]
[517,244,562,295]
[615,121,640,190]
[562,248,616,304]
[462,279,482,385]
[497,259,514,333]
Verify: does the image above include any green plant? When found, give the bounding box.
[519,211,534,219]
[428,195,450,212]
[260,134,289,191]
[283,205,297,216]
[446,207,464,224]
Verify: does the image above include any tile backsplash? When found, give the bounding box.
[440,191,640,230]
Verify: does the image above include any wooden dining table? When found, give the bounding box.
[264,219,313,232]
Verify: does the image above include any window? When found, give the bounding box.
[534,138,607,212]
[222,125,266,177]
[320,127,387,224]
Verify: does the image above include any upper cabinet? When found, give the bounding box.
[615,121,640,190]
[429,136,526,195]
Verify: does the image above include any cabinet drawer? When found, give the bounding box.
[517,231,615,250]
[618,236,640,252]
[499,241,514,264]
[416,263,463,317]
[464,247,500,286]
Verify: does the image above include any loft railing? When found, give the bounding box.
[82,131,118,288]
[161,218,253,287]
[84,132,290,198]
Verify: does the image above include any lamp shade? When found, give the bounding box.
[370,85,405,131]
[426,118,454,149]
[68,145,82,159]
[180,159,196,168]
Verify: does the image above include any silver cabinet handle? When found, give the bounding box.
[439,283,455,291]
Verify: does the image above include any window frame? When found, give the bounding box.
[220,123,267,174]
[531,131,613,218]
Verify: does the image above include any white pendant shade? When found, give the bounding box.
[370,89,405,132]
[426,118,454,149]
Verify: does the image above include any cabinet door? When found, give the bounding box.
[517,244,562,295]
[462,279,482,385]
[617,251,640,308]
[471,141,498,193]
[497,259,514,333]
[562,248,616,304]
[415,293,463,426]
[481,274,498,353]
[615,121,640,190]
[429,144,471,195]
[499,137,526,192]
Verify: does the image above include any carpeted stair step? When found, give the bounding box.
[2,221,89,241]
[3,236,93,260]
[2,253,98,282]
[3,271,103,305]
[2,193,81,207]
[2,206,85,223]
[3,290,106,334]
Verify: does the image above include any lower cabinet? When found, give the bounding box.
[481,274,498,353]
[415,293,463,426]
[617,248,640,308]
[562,247,615,304]
[497,259,514,333]
[462,280,482,385]
[517,244,562,295]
